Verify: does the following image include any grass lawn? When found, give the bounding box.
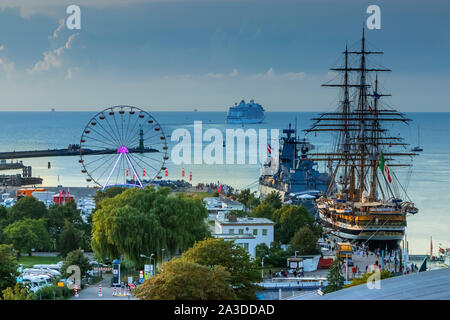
[17,256,62,268]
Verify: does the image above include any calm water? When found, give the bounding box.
[0,111,448,254]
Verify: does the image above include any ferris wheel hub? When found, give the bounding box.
[117,146,129,154]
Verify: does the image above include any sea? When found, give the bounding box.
[0,111,448,255]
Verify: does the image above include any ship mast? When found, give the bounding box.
[306,29,417,203]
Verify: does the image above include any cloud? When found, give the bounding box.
[50,19,65,39]
[0,0,223,18]
[28,33,78,74]
[66,67,79,79]
[250,67,306,81]
[0,45,4,51]
[0,57,15,79]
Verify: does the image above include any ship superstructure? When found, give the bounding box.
[306,30,419,249]
[259,123,332,204]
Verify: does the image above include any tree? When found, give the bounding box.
[134,259,236,300]
[8,196,47,222]
[0,244,17,294]
[237,189,260,211]
[272,204,316,244]
[3,218,51,256]
[91,187,210,264]
[290,226,320,255]
[46,200,84,238]
[226,210,247,218]
[325,259,344,294]
[57,221,85,257]
[255,243,270,265]
[1,283,34,300]
[93,186,125,206]
[264,242,293,268]
[61,249,91,280]
[250,202,276,220]
[181,238,261,299]
[262,191,282,210]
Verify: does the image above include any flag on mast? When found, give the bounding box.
[378,152,392,183]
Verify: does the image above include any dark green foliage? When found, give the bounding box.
[3,218,51,255]
[181,238,262,300]
[61,249,91,279]
[237,189,260,210]
[8,197,47,222]
[262,191,282,210]
[325,258,344,294]
[57,221,85,257]
[94,186,126,207]
[250,202,276,219]
[272,204,316,244]
[0,244,18,294]
[290,226,320,255]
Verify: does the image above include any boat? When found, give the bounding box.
[411,126,423,152]
[258,123,332,211]
[226,99,264,124]
[307,29,419,250]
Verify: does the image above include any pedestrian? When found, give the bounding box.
[352,266,356,278]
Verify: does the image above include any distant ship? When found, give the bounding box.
[226,99,264,124]
[307,30,419,249]
[259,123,332,206]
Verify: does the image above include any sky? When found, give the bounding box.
[0,0,448,111]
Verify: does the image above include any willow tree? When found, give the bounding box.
[91,187,210,264]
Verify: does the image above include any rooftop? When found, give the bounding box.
[288,268,450,300]
[216,216,275,225]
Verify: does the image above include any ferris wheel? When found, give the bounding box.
[78,105,168,190]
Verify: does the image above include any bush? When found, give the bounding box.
[35,283,73,300]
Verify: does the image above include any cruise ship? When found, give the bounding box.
[226,99,264,124]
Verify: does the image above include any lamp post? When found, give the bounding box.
[261,255,267,280]
[162,248,165,263]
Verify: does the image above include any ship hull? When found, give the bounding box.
[226,117,264,124]
[318,210,404,249]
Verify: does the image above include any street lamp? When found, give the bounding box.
[161,248,165,263]
[261,255,267,280]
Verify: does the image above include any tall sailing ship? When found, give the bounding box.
[307,30,419,249]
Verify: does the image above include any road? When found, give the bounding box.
[71,274,139,300]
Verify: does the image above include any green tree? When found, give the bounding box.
[3,218,51,256]
[325,259,344,294]
[1,283,34,300]
[272,204,315,244]
[255,243,270,265]
[250,202,276,220]
[61,249,91,279]
[46,200,84,238]
[134,258,237,300]
[262,191,282,210]
[0,244,18,294]
[93,186,125,207]
[8,196,47,222]
[237,189,260,211]
[226,210,247,218]
[290,226,320,255]
[264,242,293,268]
[57,221,85,257]
[181,238,261,299]
[91,187,210,264]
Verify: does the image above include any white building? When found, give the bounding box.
[204,197,245,221]
[213,215,275,258]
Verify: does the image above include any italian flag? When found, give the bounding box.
[378,152,392,183]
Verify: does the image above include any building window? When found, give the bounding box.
[229,229,234,234]
[262,229,267,236]
[243,243,249,251]
[253,229,258,236]
[239,229,244,235]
